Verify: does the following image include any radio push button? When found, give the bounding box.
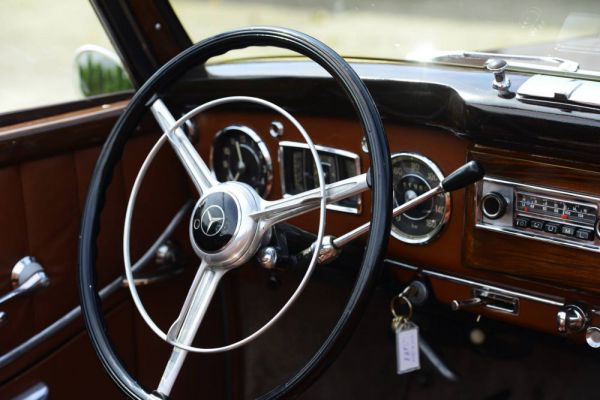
[575,229,594,241]
[513,217,529,228]
[543,223,560,234]
[560,225,576,236]
[529,219,544,230]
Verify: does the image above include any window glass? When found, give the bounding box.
[0,0,130,114]
[171,0,600,74]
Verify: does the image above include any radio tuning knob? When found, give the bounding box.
[481,192,507,220]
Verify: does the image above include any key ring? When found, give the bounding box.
[390,293,413,321]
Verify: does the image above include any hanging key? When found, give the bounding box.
[390,292,420,375]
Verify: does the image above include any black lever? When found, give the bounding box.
[441,160,485,192]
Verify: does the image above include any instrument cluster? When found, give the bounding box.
[210,126,452,245]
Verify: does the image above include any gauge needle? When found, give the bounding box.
[235,141,246,173]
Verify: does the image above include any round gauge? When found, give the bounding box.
[391,153,451,244]
[210,125,273,197]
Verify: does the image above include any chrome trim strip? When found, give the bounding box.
[278,140,362,214]
[485,176,600,204]
[12,382,49,400]
[475,223,600,252]
[0,201,192,369]
[384,258,565,307]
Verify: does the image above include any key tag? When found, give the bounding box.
[390,293,420,375]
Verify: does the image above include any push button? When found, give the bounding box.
[529,219,544,230]
[513,217,529,228]
[575,229,594,241]
[560,225,576,236]
[543,223,560,234]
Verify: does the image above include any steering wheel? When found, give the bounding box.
[78,27,392,399]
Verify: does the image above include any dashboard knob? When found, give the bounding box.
[256,246,278,270]
[481,192,507,220]
[486,58,512,97]
[557,305,588,334]
[586,327,600,348]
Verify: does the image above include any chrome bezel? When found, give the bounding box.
[475,177,600,253]
[278,140,362,214]
[209,124,273,198]
[390,152,451,245]
[481,192,506,220]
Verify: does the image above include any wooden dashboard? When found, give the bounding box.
[194,109,600,342]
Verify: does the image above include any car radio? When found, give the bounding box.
[475,177,600,252]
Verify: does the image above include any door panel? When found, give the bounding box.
[0,302,136,399]
[21,153,81,332]
[0,101,230,398]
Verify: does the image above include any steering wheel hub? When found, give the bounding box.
[191,192,238,251]
[78,27,391,400]
[189,182,263,268]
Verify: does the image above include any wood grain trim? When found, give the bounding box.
[464,149,600,294]
[0,101,128,139]
[0,101,128,167]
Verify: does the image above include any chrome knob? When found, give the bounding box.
[486,58,511,97]
[557,305,588,334]
[586,327,600,348]
[481,192,507,220]
[155,241,179,265]
[257,246,278,270]
[269,120,284,138]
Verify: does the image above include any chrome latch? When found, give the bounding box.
[451,288,519,314]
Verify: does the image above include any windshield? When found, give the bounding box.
[170,0,600,73]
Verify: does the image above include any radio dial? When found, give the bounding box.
[481,192,506,220]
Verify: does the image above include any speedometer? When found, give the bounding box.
[391,153,451,244]
[210,125,273,197]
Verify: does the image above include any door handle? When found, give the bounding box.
[0,256,49,308]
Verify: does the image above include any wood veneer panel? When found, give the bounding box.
[195,109,600,336]
[465,150,600,294]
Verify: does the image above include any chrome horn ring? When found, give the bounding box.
[79,26,391,400]
[123,96,328,353]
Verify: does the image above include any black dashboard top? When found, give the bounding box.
[169,60,600,164]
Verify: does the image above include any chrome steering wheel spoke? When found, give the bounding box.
[150,99,217,194]
[157,260,225,395]
[79,27,393,400]
[252,173,369,230]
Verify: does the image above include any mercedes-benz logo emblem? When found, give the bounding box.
[200,205,226,237]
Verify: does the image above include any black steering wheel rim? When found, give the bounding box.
[78,26,392,399]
